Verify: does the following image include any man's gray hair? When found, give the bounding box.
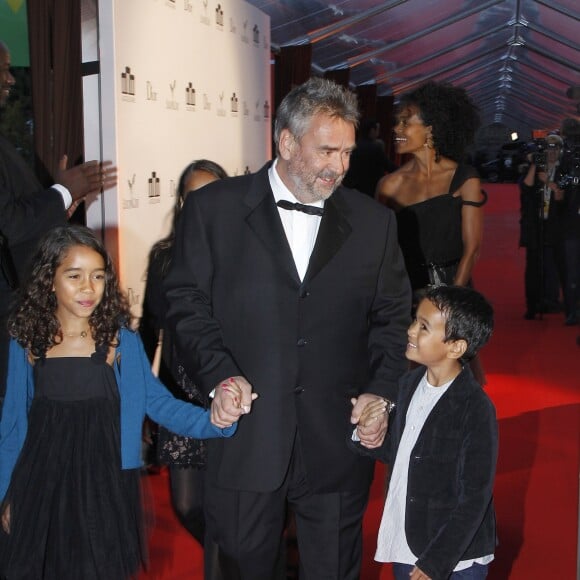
[274,77,359,153]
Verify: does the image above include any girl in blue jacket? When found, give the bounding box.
[0,225,244,579]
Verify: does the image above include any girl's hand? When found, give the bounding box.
[210,376,258,428]
[2,503,10,534]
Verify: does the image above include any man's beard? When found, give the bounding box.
[286,158,344,203]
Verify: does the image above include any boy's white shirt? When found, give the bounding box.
[374,371,494,571]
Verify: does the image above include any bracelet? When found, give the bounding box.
[383,398,396,414]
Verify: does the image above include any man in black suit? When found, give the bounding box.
[0,40,115,403]
[165,77,411,579]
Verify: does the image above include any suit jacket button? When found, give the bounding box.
[294,386,305,394]
[300,290,310,298]
[297,338,308,347]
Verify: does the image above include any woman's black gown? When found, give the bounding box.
[0,346,146,579]
[395,164,487,384]
[395,164,483,292]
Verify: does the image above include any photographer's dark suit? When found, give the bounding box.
[557,143,580,324]
[165,162,411,578]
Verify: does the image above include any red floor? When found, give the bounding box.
[140,183,580,579]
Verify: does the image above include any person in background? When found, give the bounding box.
[556,119,580,326]
[343,117,398,197]
[140,159,228,579]
[518,134,564,320]
[352,285,497,580]
[0,225,240,579]
[0,40,116,407]
[164,77,411,579]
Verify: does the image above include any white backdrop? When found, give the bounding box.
[82,0,271,316]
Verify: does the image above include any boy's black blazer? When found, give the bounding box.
[356,365,498,580]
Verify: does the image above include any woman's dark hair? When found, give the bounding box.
[150,159,227,274]
[8,225,131,357]
[398,81,480,162]
[425,285,493,364]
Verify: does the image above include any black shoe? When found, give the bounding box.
[524,311,537,320]
[565,315,578,326]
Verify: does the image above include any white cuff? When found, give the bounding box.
[52,184,73,210]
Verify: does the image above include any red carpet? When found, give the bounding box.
[140,183,580,579]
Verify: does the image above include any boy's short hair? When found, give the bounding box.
[425,286,494,363]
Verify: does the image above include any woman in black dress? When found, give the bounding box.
[376,82,486,382]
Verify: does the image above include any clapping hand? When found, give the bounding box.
[57,154,117,205]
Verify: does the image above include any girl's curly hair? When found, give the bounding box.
[8,225,131,358]
[399,81,480,162]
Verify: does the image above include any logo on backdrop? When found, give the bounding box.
[203,92,212,111]
[126,288,141,310]
[165,0,176,8]
[166,81,179,110]
[242,100,249,117]
[230,17,237,34]
[230,92,239,115]
[186,82,196,109]
[169,179,176,198]
[241,20,249,44]
[184,0,193,12]
[123,174,139,209]
[216,3,224,28]
[264,100,270,119]
[148,172,161,204]
[121,66,136,100]
[200,0,210,25]
[146,81,158,102]
[253,24,259,45]
[217,92,226,117]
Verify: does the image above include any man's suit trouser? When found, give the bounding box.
[204,433,370,580]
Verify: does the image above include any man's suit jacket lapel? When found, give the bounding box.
[243,164,301,286]
[243,166,353,287]
[304,188,352,284]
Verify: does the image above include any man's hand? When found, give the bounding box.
[350,393,390,449]
[210,376,258,429]
[57,154,117,203]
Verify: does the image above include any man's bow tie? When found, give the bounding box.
[276,199,324,217]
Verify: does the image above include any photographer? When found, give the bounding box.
[519,134,565,320]
[557,119,580,325]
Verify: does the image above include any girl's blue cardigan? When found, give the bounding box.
[0,328,235,500]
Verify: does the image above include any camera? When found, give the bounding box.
[557,140,580,189]
[526,138,562,171]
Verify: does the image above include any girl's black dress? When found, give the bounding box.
[0,346,146,579]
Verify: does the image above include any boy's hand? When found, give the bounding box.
[410,565,432,579]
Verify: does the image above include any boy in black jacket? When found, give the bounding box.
[353,286,497,580]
